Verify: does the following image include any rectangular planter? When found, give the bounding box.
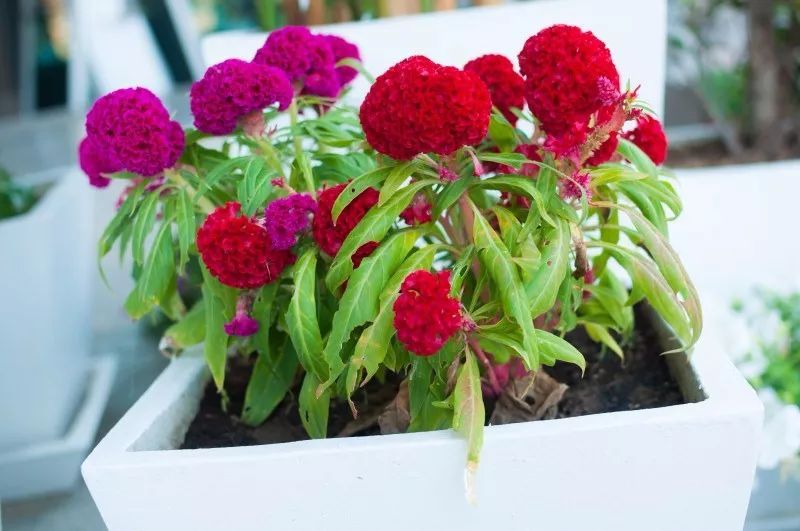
[83,310,762,531]
[0,168,93,451]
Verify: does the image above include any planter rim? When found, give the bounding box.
[0,166,80,228]
[84,312,761,469]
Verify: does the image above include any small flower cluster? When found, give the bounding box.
[79,88,184,187]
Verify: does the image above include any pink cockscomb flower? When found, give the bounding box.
[190,59,292,135]
[84,87,184,177]
[518,25,619,136]
[78,137,122,188]
[224,294,260,337]
[320,34,361,86]
[624,114,668,165]
[464,54,525,125]
[560,170,592,200]
[264,193,317,250]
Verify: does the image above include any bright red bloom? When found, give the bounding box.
[351,240,379,267]
[586,132,619,166]
[197,202,294,289]
[360,55,492,160]
[312,182,379,260]
[190,59,292,135]
[464,54,524,124]
[518,25,619,135]
[560,170,592,201]
[400,194,433,225]
[624,114,668,165]
[393,270,462,356]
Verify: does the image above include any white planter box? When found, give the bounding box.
[83,310,761,531]
[0,169,93,451]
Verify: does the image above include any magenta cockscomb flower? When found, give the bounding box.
[264,193,317,250]
[560,170,592,200]
[84,87,184,177]
[224,294,260,337]
[78,137,122,188]
[190,59,293,136]
[320,34,361,86]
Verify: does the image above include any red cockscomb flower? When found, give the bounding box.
[393,270,462,356]
[84,87,184,177]
[197,202,294,289]
[400,194,433,225]
[312,182,379,263]
[560,170,592,200]
[586,131,619,166]
[464,54,524,125]
[360,56,492,160]
[518,25,619,135]
[623,114,668,165]
[190,59,292,135]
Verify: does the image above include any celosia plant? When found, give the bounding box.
[86,24,701,473]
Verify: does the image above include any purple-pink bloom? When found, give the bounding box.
[190,59,292,135]
[560,170,592,200]
[224,313,260,337]
[264,193,317,250]
[78,137,122,188]
[320,34,361,85]
[84,87,184,177]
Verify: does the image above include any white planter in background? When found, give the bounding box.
[83,310,761,531]
[0,169,93,451]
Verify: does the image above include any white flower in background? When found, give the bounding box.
[758,389,800,470]
[707,296,766,379]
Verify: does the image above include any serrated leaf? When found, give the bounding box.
[242,335,298,426]
[176,189,195,270]
[124,220,175,319]
[299,371,329,439]
[326,179,436,292]
[379,161,419,206]
[322,229,422,388]
[471,204,539,369]
[163,301,205,350]
[330,165,392,223]
[526,219,571,318]
[285,250,328,381]
[452,347,485,470]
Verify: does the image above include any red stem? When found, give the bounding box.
[468,336,503,396]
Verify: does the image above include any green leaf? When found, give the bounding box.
[478,152,528,168]
[299,372,330,439]
[477,175,556,228]
[131,191,160,265]
[330,166,392,223]
[618,137,658,177]
[408,358,452,432]
[452,347,485,472]
[583,322,623,359]
[471,204,539,369]
[535,329,586,372]
[163,301,205,350]
[201,156,252,195]
[526,219,571,318]
[487,113,517,152]
[99,181,144,258]
[322,229,422,388]
[242,336,299,426]
[285,250,328,381]
[326,179,436,292]
[176,189,195,270]
[433,176,475,219]
[200,265,235,391]
[124,220,176,319]
[379,161,419,206]
[590,163,648,187]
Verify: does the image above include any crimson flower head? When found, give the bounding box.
[190,59,292,135]
[464,54,525,124]
[393,270,462,356]
[78,137,122,188]
[518,25,619,136]
[400,194,433,226]
[197,202,294,289]
[360,55,492,160]
[624,114,668,165]
[560,170,592,201]
[586,131,619,166]
[84,87,184,177]
[312,182,379,262]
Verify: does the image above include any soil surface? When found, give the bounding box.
[181,308,685,449]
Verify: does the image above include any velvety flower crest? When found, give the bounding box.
[464,54,525,124]
[78,137,122,188]
[623,114,668,165]
[264,193,317,250]
[312,182,379,261]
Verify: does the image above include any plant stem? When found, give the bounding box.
[167,169,215,214]
[468,336,503,396]
[288,99,317,197]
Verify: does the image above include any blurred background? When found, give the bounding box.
[0,0,799,530]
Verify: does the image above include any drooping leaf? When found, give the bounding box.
[299,371,330,439]
[583,322,624,359]
[534,329,586,372]
[617,137,658,178]
[176,188,195,270]
[200,264,236,391]
[124,220,176,319]
[285,249,328,381]
[242,335,299,426]
[452,347,485,473]
[131,191,160,265]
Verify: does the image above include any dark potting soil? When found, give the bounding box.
[181,308,685,449]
